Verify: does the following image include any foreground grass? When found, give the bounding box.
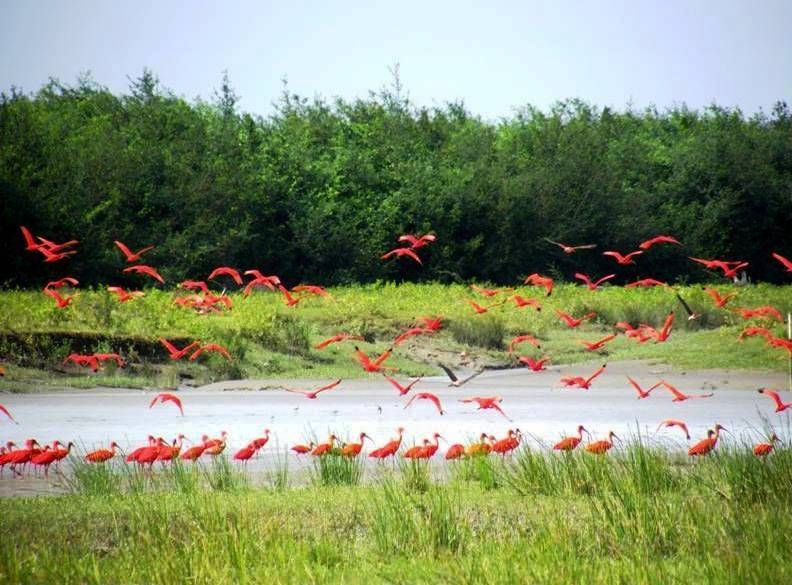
[0,282,789,390]
[2,446,791,583]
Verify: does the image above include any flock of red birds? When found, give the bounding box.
[1,226,791,479]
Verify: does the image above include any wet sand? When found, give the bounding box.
[1,360,788,497]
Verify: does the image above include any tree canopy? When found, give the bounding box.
[1,72,790,287]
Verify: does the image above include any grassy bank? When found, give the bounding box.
[2,445,791,583]
[0,282,789,391]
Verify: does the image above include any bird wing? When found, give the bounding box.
[315,379,342,393]
[114,240,134,260]
[585,365,607,385]
[573,273,592,286]
[0,404,15,422]
[459,369,484,385]
[760,389,784,409]
[438,363,458,382]
[771,252,792,270]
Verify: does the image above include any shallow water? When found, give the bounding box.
[1,361,788,495]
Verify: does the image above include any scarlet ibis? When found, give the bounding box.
[574,273,616,291]
[283,379,342,399]
[353,346,395,373]
[107,286,145,303]
[757,388,792,412]
[737,327,773,342]
[523,273,553,296]
[754,434,781,457]
[731,306,783,322]
[625,278,669,288]
[44,277,79,290]
[517,356,550,371]
[771,251,792,272]
[85,442,121,463]
[585,431,619,454]
[579,334,617,352]
[381,247,423,265]
[553,425,588,451]
[208,266,243,285]
[445,444,465,460]
[510,295,542,310]
[0,403,16,423]
[312,434,338,456]
[394,327,433,345]
[459,396,511,420]
[122,264,164,284]
[404,392,445,415]
[555,309,597,328]
[559,364,607,390]
[656,419,690,440]
[43,288,76,308]
[417,316,444,331]
[626,376,661,399]
[398,233,436,249]
[189,343,233,361]
[314,333,365,350]
[703,288,737,308]
[149,392,184,416]
[638,235,681,250]
[291,441,315,455]
[250,429,271,449]
[114,240,154,263]
[603,250,643,265]
[369,428,404,459]
[508,334,541,354]
[342,433,372,457]
[658,381,713,402]
[383,374,423,396]
[159,338,201,360]
[688,424,727,456]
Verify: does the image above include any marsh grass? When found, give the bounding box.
[310,453,363,487]
[6,443,792,583]
[397,458,432,493]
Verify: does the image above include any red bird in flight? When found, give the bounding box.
[555,309,597,328]
[638,235,681,250]
[354,346,396,373]
[381,247,423,265]
[149,392,184,416]
[771,252,792,272]
[603,250,643,265]
[559,364,607,390]
[189,343,233,362]
[208,267,244,286]
[314,333,365,350]
[404,392,445,415]
[459,396,512,421]
[114,240,154,263]
[757,388,792,412]
[123,264,164,284]
[574,273,616,291]
[523,273,554,296]
[283,379,342,399]
[398,233,436,249]
[383,374,423,396]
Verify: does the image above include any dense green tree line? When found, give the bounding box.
[1,71,790,288]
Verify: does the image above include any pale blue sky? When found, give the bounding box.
[1,0,790,120]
